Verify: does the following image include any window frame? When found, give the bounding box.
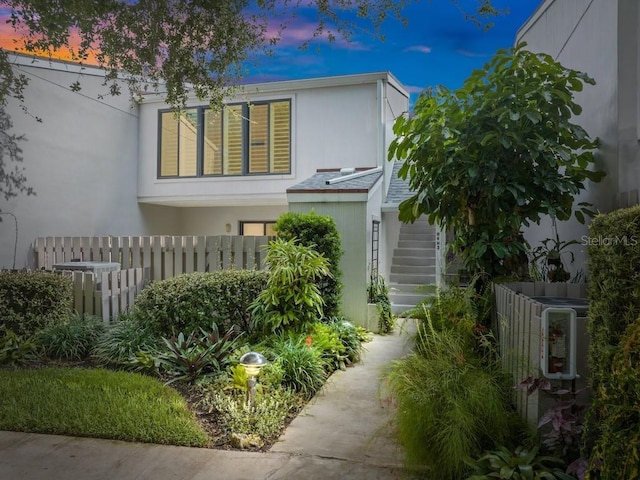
[157,99,292,179]
[239,221,277,236]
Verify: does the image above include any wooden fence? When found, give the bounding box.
[37,235,272,323]
[493,282,587,427]
[60,267,150,324]
[34,235,272,281]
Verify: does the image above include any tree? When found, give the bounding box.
[0,0,506,110]
[388,43,605,279]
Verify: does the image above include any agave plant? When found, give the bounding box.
[467,445,575,480]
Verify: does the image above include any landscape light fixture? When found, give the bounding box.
[239,351,267,408]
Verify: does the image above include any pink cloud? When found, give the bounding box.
[456,49,489,58]
[266,18,368,51]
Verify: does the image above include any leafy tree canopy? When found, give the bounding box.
[388,43,605,278]
[0,0,505,109]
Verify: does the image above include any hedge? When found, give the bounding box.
[132,270,269,338]
[0,271,73,336]
[584,204,640,478]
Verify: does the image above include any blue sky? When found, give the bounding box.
[245,0,542,99]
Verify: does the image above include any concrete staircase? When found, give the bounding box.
[389,220,438,314]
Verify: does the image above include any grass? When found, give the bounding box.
[0,367,211,447]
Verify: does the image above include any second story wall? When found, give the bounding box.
[137,73,404,207]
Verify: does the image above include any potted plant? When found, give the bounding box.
[366,276,394,334]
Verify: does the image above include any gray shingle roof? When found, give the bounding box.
[287,168,382,193]
[385,161,413,204]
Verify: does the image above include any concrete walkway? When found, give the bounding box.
[0,321,415,480]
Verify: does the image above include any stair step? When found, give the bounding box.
[393,248,434,257]
[389,283,437,295]
[398,233,436,242]
[397,240,436,249]
[391,264,436,275]
[390,273,437,284]
[392,256,436,266]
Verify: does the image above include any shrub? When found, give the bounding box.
[467,445,574,480]
[92,312,160,367]
[305,322,348,373]
[325,316,363,365]
[36,314,105,361]
[197,384,300,442]
[584,205,640,477]
[367,276,395,334]
[274,211,343,317]
[385,325,515,479]
[0,326,39,366]
[132,270,269,338]
[250,238,330,334]
[0,271,73,336]
[155,324,242,385]
[268,335,326,399]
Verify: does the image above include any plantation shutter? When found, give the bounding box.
[270,101,291,174]
[178,110,198,176]
[224,105,243,175]
[203,109,222,175]
[249,104,269,174]
[159,112,178,176]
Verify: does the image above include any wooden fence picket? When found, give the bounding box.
[34,235,271,323]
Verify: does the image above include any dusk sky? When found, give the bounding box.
[0,0,542,103]
[245,0,542,100]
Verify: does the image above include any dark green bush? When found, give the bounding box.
[132,270,269,338]
[274,211,343,318]
[0,271,73,336]
[92,312,160,367]
[36,314,105,360]
[584,205,640,478]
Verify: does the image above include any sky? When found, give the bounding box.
[244,0,542,99]
[0,0,542,102]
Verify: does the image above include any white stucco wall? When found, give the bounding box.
[178,205,288,235]
[137,74,397,207]
[516,0,621,276]
[0,54,180,270]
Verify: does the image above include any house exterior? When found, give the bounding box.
[516,0,640,266]
[0,51,415,326]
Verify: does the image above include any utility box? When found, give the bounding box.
[540,307,577,379]
[52,261,121,277]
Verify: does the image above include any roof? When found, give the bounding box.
[287,168,382,194]
[384,161,414,205]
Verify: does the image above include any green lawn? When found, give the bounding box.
[0,367,210,447]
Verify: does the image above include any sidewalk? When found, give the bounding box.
[0,321,415,480]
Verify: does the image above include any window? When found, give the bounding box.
[240,221,277,236]
[158,100,291,178]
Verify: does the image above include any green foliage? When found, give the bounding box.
[385,320,517,479]
[0,326,38,366]
[367,276,395,334]
[389,43,604,278]
[530,221,581,283]
[92,312,160,367]
[274,211,343,318]
[0,271,73,336]
[306,322,348,373]
[584,205,640,478]
[156,325,241,385]
[250,238,331,334]
[467,446,574,480]
[325,316,363,365]
[0,367,210,447]
[197,384,301,442]
[133,270,269,338]
[1,2,504,110]
[268,335,327,399]
[36,314,105,361]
